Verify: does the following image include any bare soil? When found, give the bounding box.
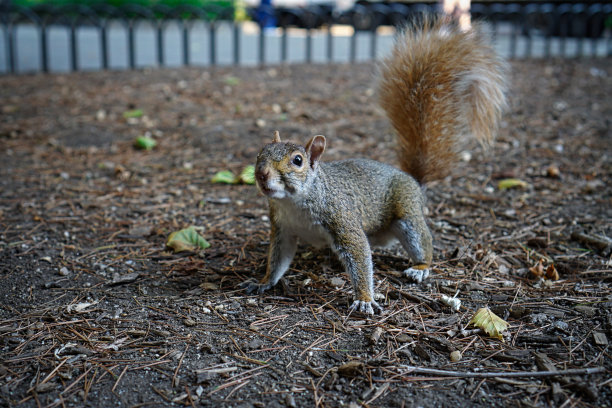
[0,59,610,408]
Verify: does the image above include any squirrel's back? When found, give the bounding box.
[379,17,508,183]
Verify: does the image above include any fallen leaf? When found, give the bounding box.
[498,178,528,190]
[238,165,255,185]
[123,109,143,119]
[545,264,559,280]
[167,226,210,253]
[211,166,255,185]
[66,301,98,313]
[469,307,509,340]
[211,170,236,184]
[134,136,156,150]
[529,259,545,278]
[337,360,364,377]
[529,259,558,281]
[224,76,240,86]
[593,332,608,346]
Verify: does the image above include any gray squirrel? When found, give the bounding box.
[242,17,508,315]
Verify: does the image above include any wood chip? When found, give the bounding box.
[592,332,608,346]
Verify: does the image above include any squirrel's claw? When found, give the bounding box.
[403,267,430,283]
[239,280,272,295]
[349,299,383,315]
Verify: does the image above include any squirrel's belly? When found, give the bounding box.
[368,228,398,248]
[295,224,333,248]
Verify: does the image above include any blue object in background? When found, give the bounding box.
[257,0,276,28]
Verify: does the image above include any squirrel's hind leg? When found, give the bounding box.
[391,217,433,283]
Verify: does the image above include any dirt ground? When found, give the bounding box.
[0,58,611,408]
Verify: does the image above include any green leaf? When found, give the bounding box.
[166,226,210,253]
[211,170,237,184]
[134,136,157,150]
[224,76,240,86]
[123,109,144,119]
[469,307,509,340]
[238,165,255,185]
[498,178,528,190]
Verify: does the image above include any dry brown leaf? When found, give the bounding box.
[545,264,559,280]
[529,259,545,278]
[529,259,559,281]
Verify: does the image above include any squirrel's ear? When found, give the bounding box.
[273,130,281,143]
[305,135,326,168]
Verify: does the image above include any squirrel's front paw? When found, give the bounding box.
[403,267,430,283]
[239,280,273,295]
[349,299,383,315]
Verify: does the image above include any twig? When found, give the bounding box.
[172,344,189,388]
[185,385,196,408]
[61,366,93,396]
[365,382,390,405]
[571,231,611,252]
[398,365,605,379]
[112,365,129,392]
[26,358,67,393]
[224,379,250,400]
[208,373,262,396]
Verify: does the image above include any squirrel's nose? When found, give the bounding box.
[256,169,269,183]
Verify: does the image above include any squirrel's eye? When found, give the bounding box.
[292,155,303,166]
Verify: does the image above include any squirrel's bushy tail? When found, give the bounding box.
[379,17,508,183]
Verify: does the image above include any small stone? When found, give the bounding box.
[59,266,70,276]
[551,320,569,331]
[285,394,297,408]
[96,109,106,121]
[329,277,345,288]
[184,317,196,327]
[396,334,411,343]
[248,338,263,350]
[529,313,550,325]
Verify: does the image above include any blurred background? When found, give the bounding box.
[1,0,610,73]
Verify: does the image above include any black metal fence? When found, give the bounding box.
[1,2,610,74]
